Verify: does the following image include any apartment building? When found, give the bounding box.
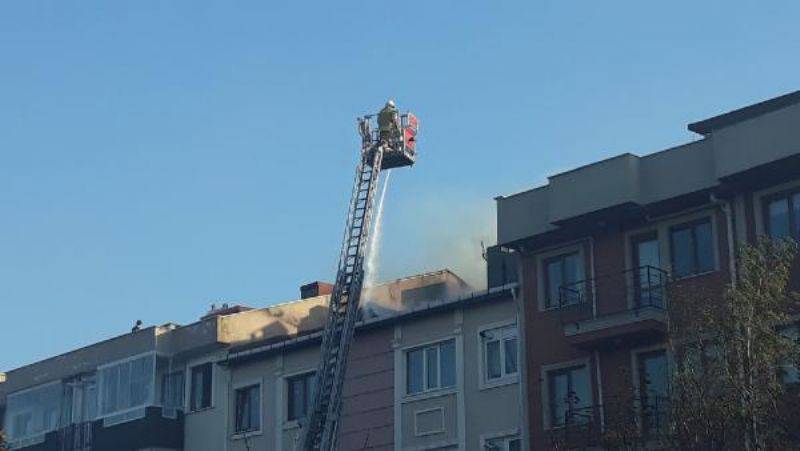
[1,270,524,451]
[494,90,800,449]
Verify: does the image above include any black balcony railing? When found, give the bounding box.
[549,395,671,449]
[557,265,669,313]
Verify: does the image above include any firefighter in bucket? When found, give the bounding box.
[377,99,401,147]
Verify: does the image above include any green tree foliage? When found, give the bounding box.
[667,237,800,450]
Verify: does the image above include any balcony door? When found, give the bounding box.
[632,234,663,307]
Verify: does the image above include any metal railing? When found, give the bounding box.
[549,395,671,449]
[557,265,668,314]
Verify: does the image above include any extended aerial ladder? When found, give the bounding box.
[297,103,419,451]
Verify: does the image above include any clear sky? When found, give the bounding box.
[1,1,799,371]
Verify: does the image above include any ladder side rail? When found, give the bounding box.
[317,149,384,450]
[300,146,383,450]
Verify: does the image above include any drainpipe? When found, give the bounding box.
[508,246,531,451]
[713,194,738,287]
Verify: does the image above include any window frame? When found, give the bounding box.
[535,242,589,312]
[285,370,316,422]
[4,380,63,443]
[668,217,716,279]
[631,346,670,436]
[96,351,157,419]
[540,358,593,430]
[482,433,522,451]
[763,187,800,240]
[232,381,262,437]
[404,339,457,397]
[543,251,583,309]
[160,370,185,413]
[479,320,520,389]
[188,361,214,412]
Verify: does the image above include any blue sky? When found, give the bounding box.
[1,1,799,370]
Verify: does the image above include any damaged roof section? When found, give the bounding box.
[0,269,470,402]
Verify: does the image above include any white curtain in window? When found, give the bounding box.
[99,354,155,416]
[4,382,63,441]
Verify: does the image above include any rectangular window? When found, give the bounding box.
[287,372,316,421]
[4,382,63,442]
[161,371,185,411]
[765,190,800,240]
[482,325,519,382]
[632,233,665,307]
[544,252,582,308]
[637,350,669,434]
[99,354,155,416]
[234,384,261,434]
[547,364,591,427]
[190,363,213,411]
[670,219,714,278]
[485,435,521,451]
[406,340,456,395]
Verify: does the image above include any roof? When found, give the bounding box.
[222,283,517,366]
[688,90,800,135]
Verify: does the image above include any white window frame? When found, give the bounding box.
[187,359,215,413]
[283,369,316,428]
[231,378,263,439]
[753,179,800,237]
[478,319,520,389]
[4,380,63,444]
[403,338,457,398]
[480,429,522,451]
[96,351,157,421]
[535,242,589,312]
[540,357,593,430]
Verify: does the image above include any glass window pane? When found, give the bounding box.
[546,259,563,307]
[508,438,522,451]
[549,372,568,426]
[695,221,714,273]
[563,253,581,284]
[406,349,424,394]
[671,227,694,277]
[191,363,212,410]
[425,346,439,390]
[769,198,791,239]
[571,366,590,409]
[504,337,518,375]
[486,340,502,380]
[440,341,456,388]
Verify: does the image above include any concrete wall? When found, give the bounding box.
[496,99,800,245]
[712,101,800,178]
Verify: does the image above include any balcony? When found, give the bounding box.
[557,266,668,349]
[547,395,670,450]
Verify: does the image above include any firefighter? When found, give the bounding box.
[377,99,400,145]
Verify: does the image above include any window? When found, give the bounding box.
[406,340,456,395]
[669,219,714,278]
[544,252,582,308]
[99,354,155,416]
[287,372,316,421]
[482,324,518,382]
[190,363,213,411]
[234,384,261,434]
[546,364,591,427]
[485,436,521,451]
[161,371,185,412]
[637,350,669,434]
[632,233,664,307]
[765,190,800,240]
[4,382,62,442]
